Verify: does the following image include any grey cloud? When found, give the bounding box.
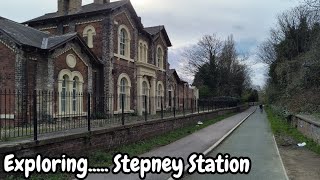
[233,25,245,31]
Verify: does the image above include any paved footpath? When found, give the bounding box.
[184,108,288,180]
[86,107,256,180]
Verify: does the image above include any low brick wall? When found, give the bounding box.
[291,115,320,144]
[0,105,248,176]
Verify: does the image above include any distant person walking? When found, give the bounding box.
[259,104,263,113]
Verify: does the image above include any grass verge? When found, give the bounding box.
[7,112,236,180]
[90,112,236,167]
[266,106,320,155]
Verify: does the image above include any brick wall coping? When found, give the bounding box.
[295,114,320,127]
[0,106,245,154]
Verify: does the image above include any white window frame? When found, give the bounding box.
[157,81,164,110]
[72,77,79,112]
[58,69,84,116]
[119,78,127,110]
[138,40,148,63]
[117,73,132,112]
[141,80,150,112]
[156,45,164,70]
[120,29,126,56]
[116,25,132,61]
[61,75,69,113]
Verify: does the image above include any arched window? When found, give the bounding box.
[120,29,126,56]
[157,46,164,69]
[142,81,149,111]
[120,78,127,110]
[118,73,131,111]
[138,40,148,63]
[61,75,69,113]
[157,82,164,110]
[118,25,131,58]
[58,68,84,115]
[83,26,96,48]
[72,77,79,112]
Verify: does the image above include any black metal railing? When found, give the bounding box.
[0,90,239,142]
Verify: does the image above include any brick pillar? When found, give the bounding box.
[102,16,114,114]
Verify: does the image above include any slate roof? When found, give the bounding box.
[144,26,164,35]
[25,0,129,23]
[168,69,176,76]
[0,16,101,64]
[144,25,172,47]
[24,0,172,46]
[46,33,78,49]
[168,69,187,84]
[0,16,49,48]
[0,17,79,50]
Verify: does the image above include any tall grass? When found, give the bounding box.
[266,106,320,155]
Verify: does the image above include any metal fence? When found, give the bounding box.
[0,90,239,142]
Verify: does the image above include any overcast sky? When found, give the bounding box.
[0,0,301,87]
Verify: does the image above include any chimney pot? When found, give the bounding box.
[58,0,82,16]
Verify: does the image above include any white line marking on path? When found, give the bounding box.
[167,107,257,180]
[272,135,290,180]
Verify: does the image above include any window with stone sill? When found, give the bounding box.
[118,25,131,58]
[157,82,164,109]
[118,73,131,111]
[157,46,164,69]
[120,29,126,56]
[58,69,84,115]
[142,81,149,111]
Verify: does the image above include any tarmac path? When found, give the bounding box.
[86,107,256,180]
[184,108,288,180]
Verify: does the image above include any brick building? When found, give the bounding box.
[0,0,198,120]
[167,69,199,110]
[0,16,102,121]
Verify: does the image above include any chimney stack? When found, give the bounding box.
[94,0,110,4]
[58,0,82,16]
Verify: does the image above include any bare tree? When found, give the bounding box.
[305,0,320,8]
[258,39,277,65]
[183,34,222,74]
[184,34,252,98]
[219,35,237,70]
